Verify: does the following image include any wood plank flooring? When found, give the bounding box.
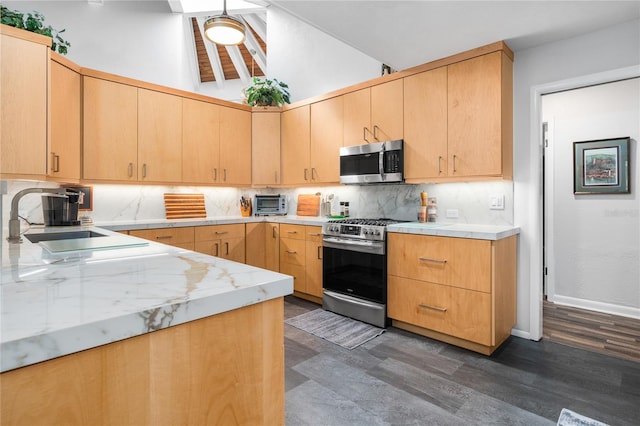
[284,296,640,426]
[543,301,640,363]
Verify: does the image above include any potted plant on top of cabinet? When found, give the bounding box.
[244,77,291,107]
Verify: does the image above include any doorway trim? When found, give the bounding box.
[529,64,640,341]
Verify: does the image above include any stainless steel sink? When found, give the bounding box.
[24,231,107,243]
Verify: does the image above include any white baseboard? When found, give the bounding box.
[510,328,535,341]
[549,295,640,320]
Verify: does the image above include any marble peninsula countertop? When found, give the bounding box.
[0,225,293,373]
[387,222,520,240]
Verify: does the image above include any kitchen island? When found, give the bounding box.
[1,226,293,425]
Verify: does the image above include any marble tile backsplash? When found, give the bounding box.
[2,179,513,228]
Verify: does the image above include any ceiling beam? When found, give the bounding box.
[226,46,252,84]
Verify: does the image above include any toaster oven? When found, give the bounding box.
[254,194,288,216]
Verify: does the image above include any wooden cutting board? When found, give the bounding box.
[296,194,320,216]
[164,193,207,219]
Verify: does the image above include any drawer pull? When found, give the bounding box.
[285,250,297,254]
[287,230,297,234]
[272,227,277,238]
[225,242,229,255]
[419,257,447,264]
[309,233,321,237]
[215,231,228,235]
[419,303,447,313]
[156,235,173,240]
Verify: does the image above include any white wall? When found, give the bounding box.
[543,79,639,317]
[513,18,640,337]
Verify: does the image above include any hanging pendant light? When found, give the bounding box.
[204,0,246,45]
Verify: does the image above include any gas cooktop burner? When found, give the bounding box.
[327,218,402,226]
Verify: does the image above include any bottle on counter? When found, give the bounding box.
[344,202,350,217]
[427,197,438,222]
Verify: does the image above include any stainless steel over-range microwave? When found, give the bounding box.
[339,139,404,184]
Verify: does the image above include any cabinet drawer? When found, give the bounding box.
[280,238,305,266]
[280,224,305,241]
[280,262,306,293]
[388,276,492,346]
[195,223,244,241]
[130,227,194,245]
[388,233,449,285]
[305,226,323,242]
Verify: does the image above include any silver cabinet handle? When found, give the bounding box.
[214,242,219,257]
[419,303,447,313]
[363,127,369,143]
[304,168,308,181]
[142,163,147,178]
[156,235,173,240]
[308,233,321,237]
[419,257,447,264]
[452,155,457,173]
[438,156,443,174]
[225,242,229,255]
[215,231,228,235]
[128,162,134,178]
[317,246,322,260]
[285,250,297,254]
[373,125,379,141]
[223,168,227,182]
[272,226,277,238]
[214,168,218,181]
[311,167,317,180]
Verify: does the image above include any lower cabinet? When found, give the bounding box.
[387,232,517,355]
[245,222,280,272]
[129,227,194,250]
[194,224,245,263]
[279,224,322,303]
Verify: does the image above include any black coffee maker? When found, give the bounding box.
[42,190,82,226]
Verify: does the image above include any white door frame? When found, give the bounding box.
[528,64,640,341]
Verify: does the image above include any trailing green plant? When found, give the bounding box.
[244,77,290,107]
[1,6,70,55]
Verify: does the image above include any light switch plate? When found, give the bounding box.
[490,194,505,210]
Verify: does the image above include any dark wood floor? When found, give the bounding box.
[284,296,640,426]
[543,301,640,363]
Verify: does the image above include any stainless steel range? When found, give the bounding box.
[322,218,402,328]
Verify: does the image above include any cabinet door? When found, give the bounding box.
[280,262,306,294]
[281,105,310,185]
[1,32,48,177]
[219,107,251,185]
[388,275,450,335]
[245,222,266,268]
[404,67,448,180]
[265,223,280,272]
[221,236,245,263]
[310,97,343,184]
[448,51,504,177]
[252,112,281,186]
[280,238,305,266]
[343,88,371,147]
[448,237,492,293]
[182,98,220,184]
[138,88,182,182]
[370,79,404,142]
[49,59,81,180]
[304,226,323,298]
[388,233,449,285]
[83,77,138,181]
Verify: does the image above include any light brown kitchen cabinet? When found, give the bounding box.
[129,227,195,251]
[137,88,182,182]
[387,232,517,355]
[403,67,448,180]
[343,80,403,147]
[447,51,513,179]
[266,223,280,272]
[279,224,322,303]
[304,226,323,299]
[49,54,81,181]
[83,77,138,181]
[194,224,245,263]
[310,97,343,184]
[182,98,220,184]
[252,111,281,186]
[219,107,252,185]
[281,105,311,185]
[0,26,49,178]
[245,222,281,272]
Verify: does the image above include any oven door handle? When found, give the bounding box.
[323,237,385,255]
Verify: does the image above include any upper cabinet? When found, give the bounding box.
[447,51,513,179]
[219,107,252,185]
[137,88,183,183]
[343,80,403,147]
[1,26,49,178]
[252,111,281,186]
[83,77,138,181]
[49,54,81,181]
[182,98,220,184]
[281,105,311,185]
[310,96,343,184]
[403,67,448,180]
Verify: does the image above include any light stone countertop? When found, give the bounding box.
[0,225,293,373]
[97,215,330,231]
[387,222,520,240]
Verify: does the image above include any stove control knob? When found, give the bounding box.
[373,229,381,236]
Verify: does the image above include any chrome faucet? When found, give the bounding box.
[7,187,67,243]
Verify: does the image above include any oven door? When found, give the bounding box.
[322,237,386,304]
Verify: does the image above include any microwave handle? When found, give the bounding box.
[379,149,385,179]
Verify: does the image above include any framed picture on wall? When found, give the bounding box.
[573,137,630,194]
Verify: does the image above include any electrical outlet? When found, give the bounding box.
[446,209,459,218]
[490,194,505,210]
